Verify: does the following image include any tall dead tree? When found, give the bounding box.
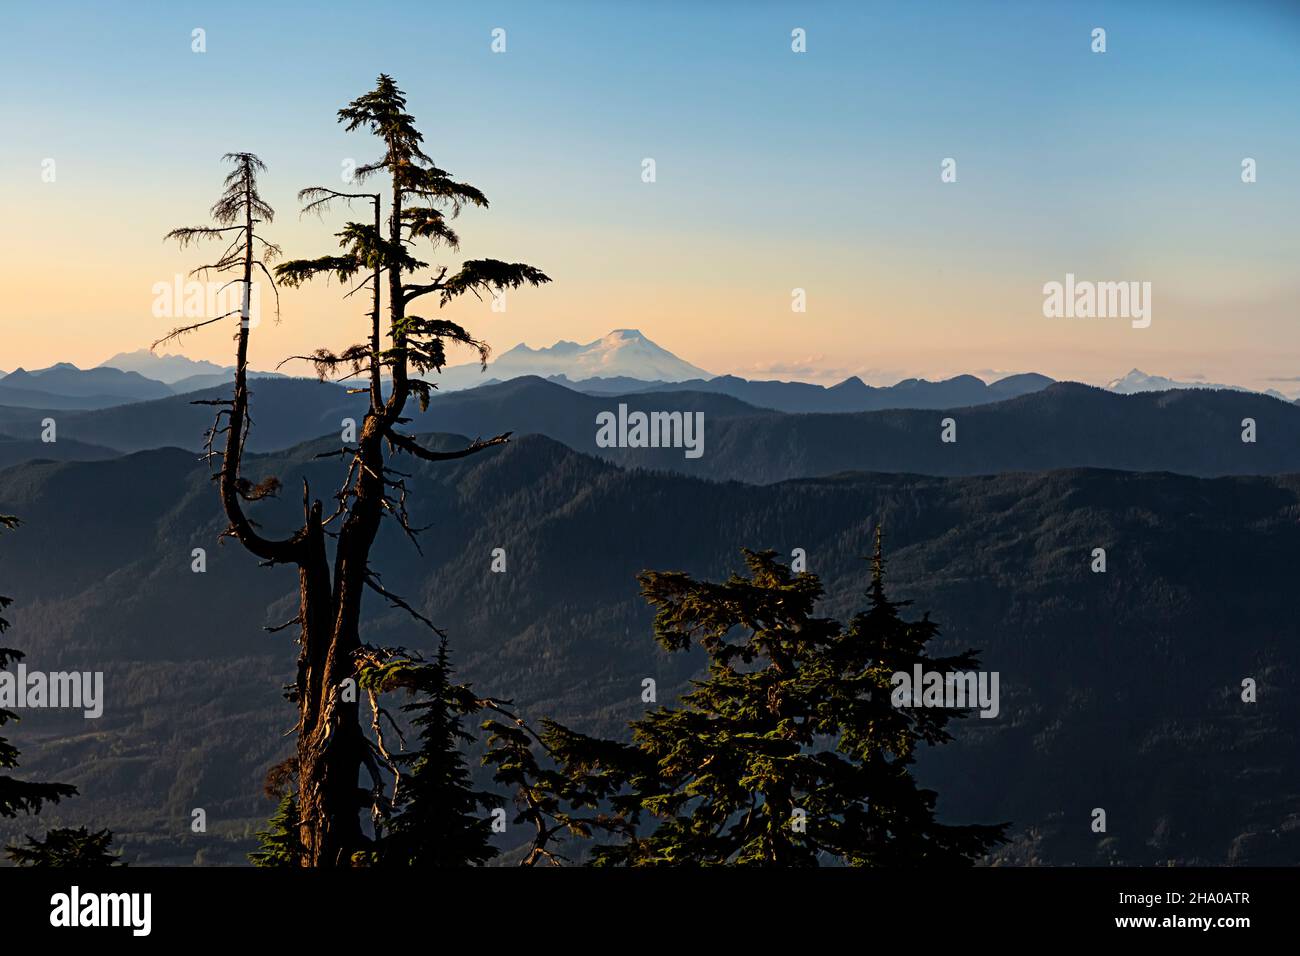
[160,76,550,866]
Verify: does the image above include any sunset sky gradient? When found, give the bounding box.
[2,0,1297,391]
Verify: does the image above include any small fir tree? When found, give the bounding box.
[375,639,498,866]
[249,792,305,868]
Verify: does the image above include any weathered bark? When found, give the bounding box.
[293,168,407,865]
[293,500,360,866]
[209,159,374,866]
[186,99,546,862]
[369,196,383,413]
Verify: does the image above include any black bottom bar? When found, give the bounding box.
[0,866,1289,942]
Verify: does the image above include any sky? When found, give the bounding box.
[1,0,1298,391]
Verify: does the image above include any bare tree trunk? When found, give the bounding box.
[293,502,358,866]
[370,198,383,413]
[294,180,404,866]
[209,172,371,866]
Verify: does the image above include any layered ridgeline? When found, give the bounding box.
[0,365,172,410]
[567,369,1055,411]
[2,376,1299,480]
[0,434,1294,864]
[0,355,284,411]
[3,327,1292,415]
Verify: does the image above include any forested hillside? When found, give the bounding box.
[1,434,1294,864]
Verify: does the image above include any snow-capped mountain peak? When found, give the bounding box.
[1106,368,1288,400]
[479,329,711,383]
[1106,368,1177,393]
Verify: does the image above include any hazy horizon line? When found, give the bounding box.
[2,334,1294,400]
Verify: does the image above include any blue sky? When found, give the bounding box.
[2,0,1297,389]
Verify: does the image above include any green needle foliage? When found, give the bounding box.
[160,75,550,865]
[494,533,1007,866]
[6,827,121,867]
[274,73,551,409]
[375,639,499,867]
[249,792,304,868]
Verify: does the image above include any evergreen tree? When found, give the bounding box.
[481,713,631,866]
[503,533,1007,866]
[249,792,304,867]
[160,75,550,865]
[1,515,118,866]
[1,517,76,820]
[369,639,498,866]
[6,827,120,867]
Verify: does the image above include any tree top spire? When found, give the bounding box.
[869,525,886,601]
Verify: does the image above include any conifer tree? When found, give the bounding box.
[376,639,498,866]
[1,516,118,867]
[161,75,549,866]
[0,517,75,822]
[249,792,304,867]
[6,827,120,867]
[500,534,1007,865]
[481,713,631,866]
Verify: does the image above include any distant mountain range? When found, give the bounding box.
[581,381,1300,482]
[0,378,365,458]
[2,374,1298,481]
[0,353,284,410]
[97,349,231,385]
[558,371,1056,413]
[4,333,1298,866]
[1,434,1295,864]
[1,332,1290,413]
[0,364,173,410]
